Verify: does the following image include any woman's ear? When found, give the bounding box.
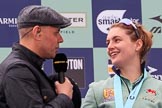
[135,39,143,51]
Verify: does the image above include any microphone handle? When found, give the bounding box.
[58,72,65,84]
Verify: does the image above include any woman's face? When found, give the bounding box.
[106,27,139,67]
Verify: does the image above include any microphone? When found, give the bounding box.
[51,53,81,108]
[53,53,67,83]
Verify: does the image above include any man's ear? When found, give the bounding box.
[135,39,143,51]
[32,25,41,40]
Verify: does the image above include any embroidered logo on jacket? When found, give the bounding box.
[103,88,114,102]
[146,89,156,96]
[142,89,157,103]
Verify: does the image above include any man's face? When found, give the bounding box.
[39,26,63,59]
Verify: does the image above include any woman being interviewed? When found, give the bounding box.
[81,18,162,108]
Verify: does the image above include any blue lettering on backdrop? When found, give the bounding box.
[146,48,162,81]
[0,0,41,47]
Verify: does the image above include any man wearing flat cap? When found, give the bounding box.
[0,5,81,108]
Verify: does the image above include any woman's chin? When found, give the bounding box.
[111,60,119,66]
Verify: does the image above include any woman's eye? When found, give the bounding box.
[115,39,120,43]
[106,41,109,46]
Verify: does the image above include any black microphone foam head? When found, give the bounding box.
[53,53,67,73]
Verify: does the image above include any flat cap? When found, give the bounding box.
[17,5,71,29]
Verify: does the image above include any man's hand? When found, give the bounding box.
[55,77,73,99]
